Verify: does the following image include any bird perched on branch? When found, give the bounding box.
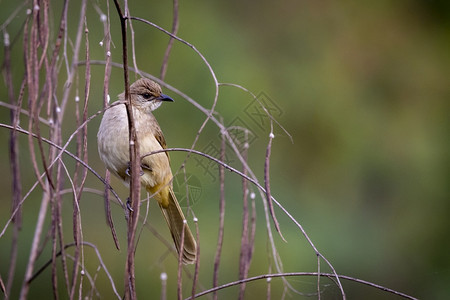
[97,78,197,264]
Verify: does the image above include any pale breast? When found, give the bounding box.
[97,102,172,189]
[97,103,131,180]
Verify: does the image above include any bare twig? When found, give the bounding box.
[113,1,141,298]
[0,0,30,32]
[185,272,418,300]
[238,130,253,300]
[23,1,48,194]
[0,111,125,239]
[96,2,121,251]
[264,127,285,240]
[219,82,293,143]
[19,182,51,300]
[0,273,7,298]
[160,272,167,300]
[3,24,22,298]
[177,221,186,300]
[29,242,121,300]
[266,273,271,300]
[212,130,226,300]
[128,16,220,167]
[104,170,121,250]
[142,147,346,296]
[160,0,179,80]
[190,217,200,299]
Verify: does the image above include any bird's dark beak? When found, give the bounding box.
[158,94,174,102]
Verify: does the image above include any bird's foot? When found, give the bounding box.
[125,161,147,177]
[126,197,134,212]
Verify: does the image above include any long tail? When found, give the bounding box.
[158,189,197,264]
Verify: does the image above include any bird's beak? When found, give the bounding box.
[158,94,174,102]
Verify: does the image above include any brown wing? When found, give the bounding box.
[153,124,170,161]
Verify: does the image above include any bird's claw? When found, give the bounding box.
[126,197,134,212]
[125,161,146,177]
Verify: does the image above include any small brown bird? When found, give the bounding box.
[97,78,197,264]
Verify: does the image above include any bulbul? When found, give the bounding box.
[97,78,197,264]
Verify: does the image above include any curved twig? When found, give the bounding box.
[184,272,418,300]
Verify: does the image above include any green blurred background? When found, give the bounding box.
[1,0,449,299]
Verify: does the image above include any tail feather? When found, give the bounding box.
[159,189,197,264]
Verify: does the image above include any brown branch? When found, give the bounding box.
[160,0,179,80]
[238,131,252,299]
[0,274,6,298]
[264,130,285,240]
[59,0,87,117]
[19,182,51,300]
[104,170,120,250]
[128,16,220,171]
[69,17,91,300]
[185,272,418,300]
[212,131,226,300]
[23,3,48,194]
[3,23,23,298]
[28,242,121,299]
[19,2,59,298]
[190,217,200,299]
[96,2,120,251]
[113,1,140,299]
[0,106,126,239]
[49,0,89,296]
[177,221,186,300]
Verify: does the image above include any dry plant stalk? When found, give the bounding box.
[112,1,141,299]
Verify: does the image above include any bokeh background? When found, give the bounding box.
[1,0,449,299]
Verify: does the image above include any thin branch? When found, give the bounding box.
[185,272,418,300]
[212,130,226,300]
[264,128,285,240]
[0,0,30,32]
[29,242,121,300]
[160,272,167,300]
[219,82,293,143]
[128,16,220,168]
[0,101,50,125]
[3,22,22,298]
[96,1,121,251]
[0,114,125,239]
[104,170,121,250]
[59,154,85,300]
[19,181,51,300]
[23,2,48,194]
[0,274,6,298]
[160,0,179,80]
[142,147,346,296]
[190,217,200,299]
[59,0,87,117]
[177,221,186,300]
[113,1,140,299]
[238,130,252,300]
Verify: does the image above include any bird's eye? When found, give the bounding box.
[142,93,152,100]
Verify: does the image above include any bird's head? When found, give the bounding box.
[122,78,174,112]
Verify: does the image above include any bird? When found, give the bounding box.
[97,78,197,264]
